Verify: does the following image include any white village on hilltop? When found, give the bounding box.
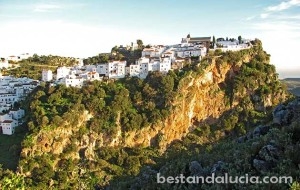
[0,35,251,135]
[0,74,38,135]
[41,35,251,87]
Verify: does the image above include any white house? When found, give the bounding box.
[86,71,100,81]
[0,93,19,104]
[56,66,70,80]
[19,53,31,60]
[42,70,53,82]
[107,61,126,79]
[126,64,140,77]
[215,39,249,51]
[160,58,171,73]
[138,57,151,79]
[9,109,25,120]
[6,53,31,63]
[76,58,84,68]
[1,120,18,135]
[85,65,97,72]
[216,40,239,47]
[128,56,172,79]
[7,56,21,62]
[0,104,11,113]
[61,75,85,88]
[142,46,165,58]
[96,64,108,76]
[0,76,38,113]
[148,59,160,72]
[161,48,176,62]
[176,45,206,58]
[0,113,12,122]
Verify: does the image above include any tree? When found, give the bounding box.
[0,172,25,190]
[238,35,242,44]
[111,46,118,54]
[187,33,191,38]
[98,54,109,63]
[136,39,143,49]
[212,36,216,47]
[32,54,39,62]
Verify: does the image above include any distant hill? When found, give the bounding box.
[281,78,300,96]
[283,78,300,81]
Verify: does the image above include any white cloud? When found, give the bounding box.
[277,14,300,19]
[266,0,300,12]
[246,16,256,21]
[33,3,62,12]
[260,13,269,19]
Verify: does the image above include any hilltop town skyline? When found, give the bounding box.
[1,0,299,78]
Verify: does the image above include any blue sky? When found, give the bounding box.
[0,0,299,78]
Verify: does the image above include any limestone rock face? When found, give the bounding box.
[19,52,290,178]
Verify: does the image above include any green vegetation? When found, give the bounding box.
[111,115,300,189]
[84,39,144,65]
[4,54,79,80]
[0,39,295,189]
[23,70,179,135]
[0,129,26,170]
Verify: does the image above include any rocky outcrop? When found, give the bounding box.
[210,161,226,174]
[237,98,300,145]
[252,143,281,173]
[111,58,287,151]
[236,124,271,143]
[189,161,205,176]
[253,159,270,173]
[19,110,93,173]
[273,97,300,125]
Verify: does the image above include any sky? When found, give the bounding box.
[0,0,299,78]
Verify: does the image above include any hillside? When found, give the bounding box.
[0,39,297,189]
[110,97,300,189]
[4,54,79,80]
[281,78,300,97]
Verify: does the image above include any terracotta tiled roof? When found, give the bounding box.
[2,120,13,123]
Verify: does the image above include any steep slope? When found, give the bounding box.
[112,97,300,189]
[0,39,291,189]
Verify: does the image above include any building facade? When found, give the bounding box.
[42,70,53,82]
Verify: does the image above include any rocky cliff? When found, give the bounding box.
[15,41,292,188]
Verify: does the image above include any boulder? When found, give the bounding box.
[253,125,270,137]
[130,166,157,190]
[273,103,294,125]
[253,159,270,173]
[211,161,225,174]
[246,131,253,140]
[258,144,280,164]
[237,136,247,143]
[189,161,203,176]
